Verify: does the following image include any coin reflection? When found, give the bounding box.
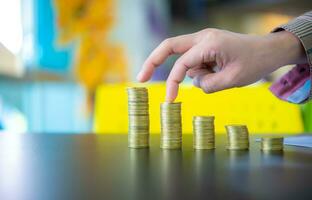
[160,149,182,200]
[261,150,284,166]
[194,150,216,198]
[227,150,249,168]
[128,148,150,200]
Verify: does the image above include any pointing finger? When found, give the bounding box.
[166,44,215,101]
[137,34,197,82]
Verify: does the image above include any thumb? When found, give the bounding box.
[194,71,233,93]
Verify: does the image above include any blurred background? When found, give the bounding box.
[0,0,311,134]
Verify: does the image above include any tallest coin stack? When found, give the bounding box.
[127,87,149,148]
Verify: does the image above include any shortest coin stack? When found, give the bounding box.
[193,116,215,150]
[261,137,284,151]
[225,125,249,150]
[127,87,149,148]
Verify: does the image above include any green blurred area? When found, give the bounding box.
[302,101,312,132]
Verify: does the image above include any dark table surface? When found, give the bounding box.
[0,134,311,200]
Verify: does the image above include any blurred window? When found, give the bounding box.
[0,0,23,54]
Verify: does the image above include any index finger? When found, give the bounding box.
[137,34,196,82]
[166,44,215,102]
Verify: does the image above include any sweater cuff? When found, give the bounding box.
[272,11,312,101]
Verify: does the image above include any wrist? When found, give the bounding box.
[265,31,306,68]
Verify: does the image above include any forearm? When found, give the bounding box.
[267,31,307,67]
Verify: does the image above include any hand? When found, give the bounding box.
[137,28,305,102]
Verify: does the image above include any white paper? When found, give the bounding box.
[284,135,312,148]
[256,135,312,148]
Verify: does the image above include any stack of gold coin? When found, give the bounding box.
[127,87,149,148]
[225,125,249,150]
[193,116,215,149]
[261,137,284,151]
[160,102,182,149]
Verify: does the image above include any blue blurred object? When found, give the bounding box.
[0,98,2,130]
[0,97,28,133]
[256,135,312,148]
[284,135,312,148]
[23,0,74,72]
[0,81,90,133]
[24,82,90,133]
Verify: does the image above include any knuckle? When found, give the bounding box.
[174,58,189,70]
[187,70,195,78]
[206,29,219,39]
[161,38,173,47]
[197,29,209,37]
[224,72,238,88]
[166,79,172,86]
[174,59,184,67]
[166,78,178,85]
[199,28,217,35]
[200,80,213,94]
[202,87,211,94]
[202,29,222,47]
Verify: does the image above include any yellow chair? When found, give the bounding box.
[94,82,303,134]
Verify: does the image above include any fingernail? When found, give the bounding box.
[165,93,171,102]
[165,90,177,103]
[165,90,174,103]
[165,96,173,103]
[136,71,143,81]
